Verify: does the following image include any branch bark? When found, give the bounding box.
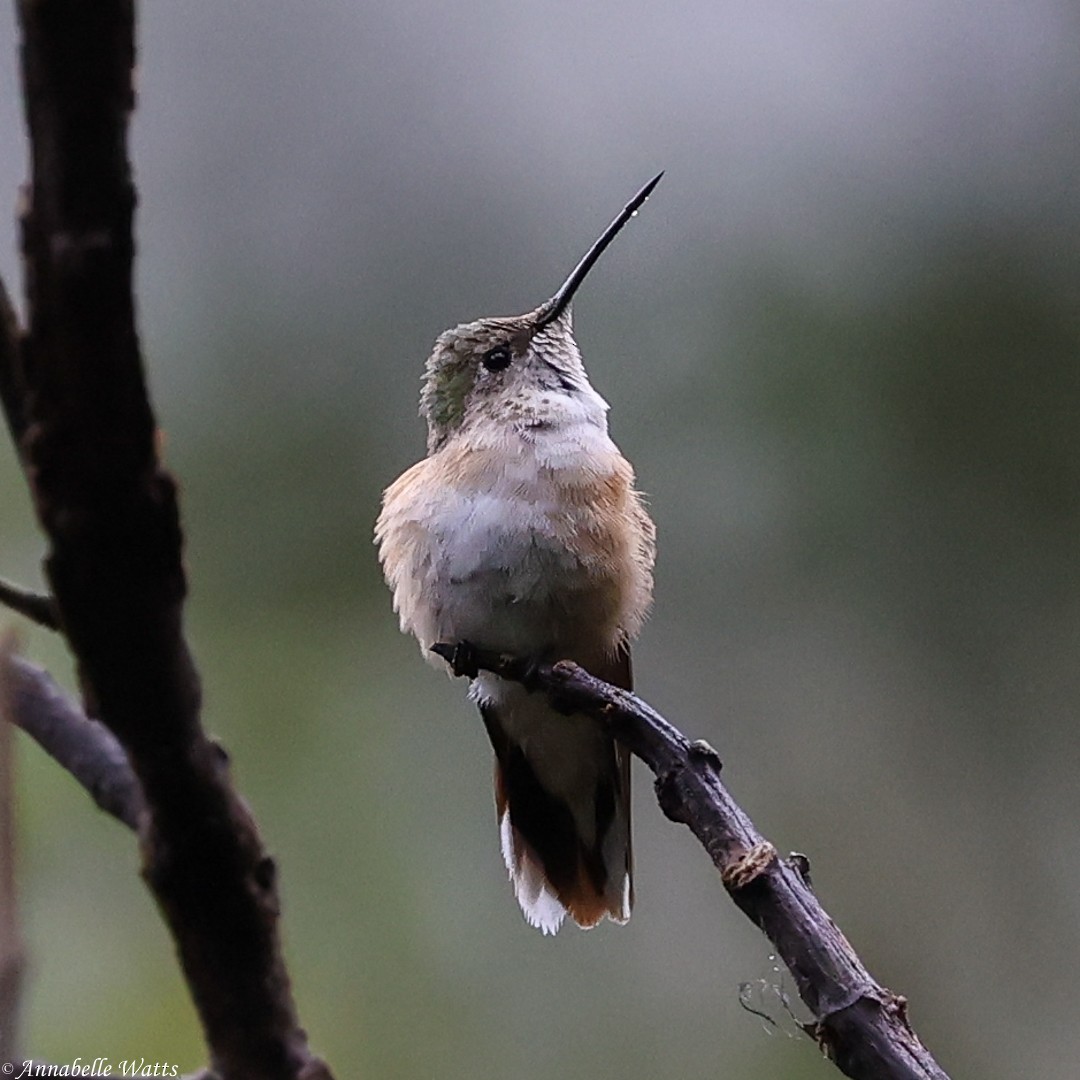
[432,643,951,1080]
[0,279,27,455]
[0,644,24,1065]
[0,579,58,631]
[0,643,144,830]
[1,3,332,1077]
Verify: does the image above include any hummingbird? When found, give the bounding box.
[375,175,660,933]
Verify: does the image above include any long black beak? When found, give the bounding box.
[534,171,663,329]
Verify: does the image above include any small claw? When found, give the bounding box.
[432,640,480,679]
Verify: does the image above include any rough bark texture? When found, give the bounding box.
[1,3,332,1077]
[433,644,951,1080]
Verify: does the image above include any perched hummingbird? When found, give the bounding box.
[375,176,660,933]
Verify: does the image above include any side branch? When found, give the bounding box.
[0,644,143,830]
[0,652,24,1066]
[432,643,950,1080]
[0,579,60,631]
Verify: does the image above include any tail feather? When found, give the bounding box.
[492,747,629,933]
[496,781,575,934]
[478,644,634,933]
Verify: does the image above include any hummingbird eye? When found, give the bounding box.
[481,344,512,372]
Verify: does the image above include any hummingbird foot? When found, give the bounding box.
[432,641,561,695]
[441,639,479,679]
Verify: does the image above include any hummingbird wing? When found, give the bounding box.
[478,641,634,934]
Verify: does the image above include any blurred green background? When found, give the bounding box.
[1,3,1079,1077]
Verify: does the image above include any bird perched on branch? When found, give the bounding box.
[376,176,660,933]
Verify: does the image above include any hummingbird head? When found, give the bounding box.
[419,173,662,454]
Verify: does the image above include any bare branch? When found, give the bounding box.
[8,3,332,1077]
[432,643,951,1080]
[0,640,25,1064]
[0,579,60,631]
[0,642,143,830]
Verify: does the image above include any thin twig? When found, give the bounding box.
[0,579,60,631]
[0,637,25,1064]
[432,643,951,1080]
[0,644,143,830]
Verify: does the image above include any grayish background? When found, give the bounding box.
[1,3,1078,1077]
